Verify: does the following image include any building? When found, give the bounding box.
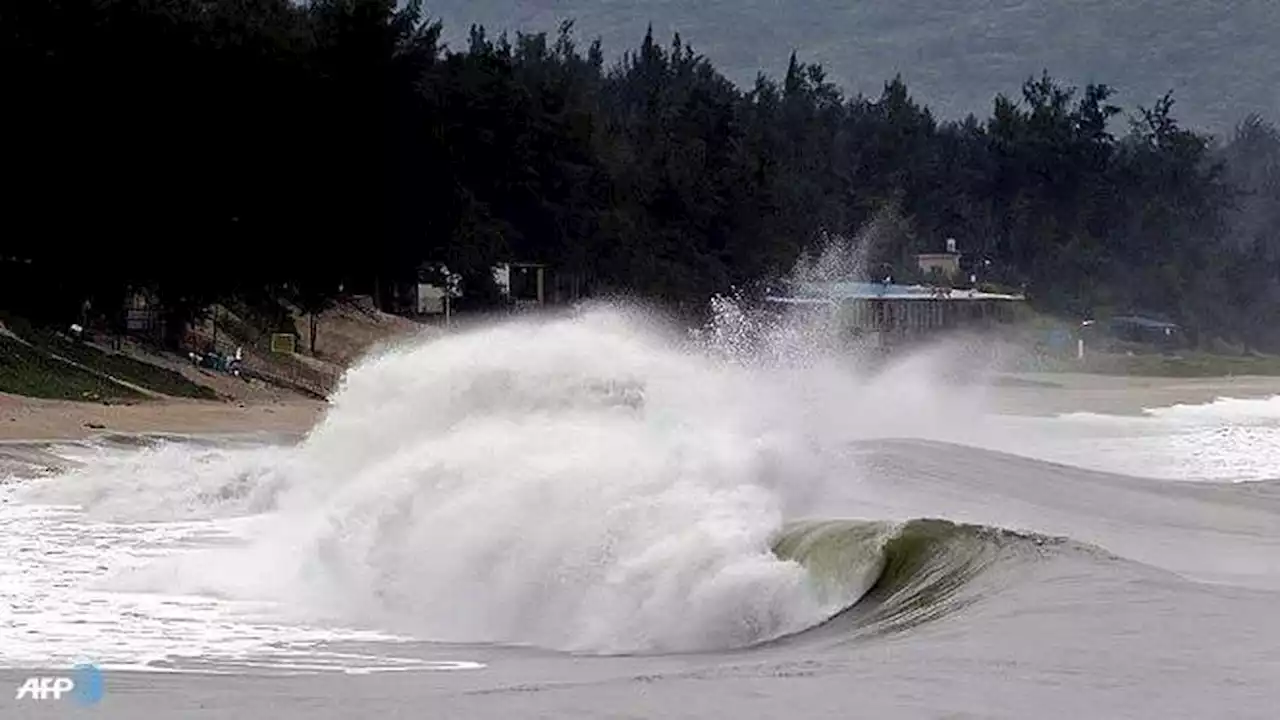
[389,264,457,317]
[915,237,963,282]
[397,261,586,318]
[492,262,548,307]
[1082,315,1186,351]
[765,280,1025,349]
[124,289,165,340]
[492,262,588,308]
[414,283,448,315]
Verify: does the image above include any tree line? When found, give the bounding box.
[3,0,1278,349]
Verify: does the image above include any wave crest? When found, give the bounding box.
[773,518,1067,642]
[9,304,1007,655]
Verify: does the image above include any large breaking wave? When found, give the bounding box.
[11,297,1045,655]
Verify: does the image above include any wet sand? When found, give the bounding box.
[3,373,1279,444]
[0,393,326,443]
[987,372,1280,416]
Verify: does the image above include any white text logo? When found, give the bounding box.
[14,665,104,705]
[14,677,75,701]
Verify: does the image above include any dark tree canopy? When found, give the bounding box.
[2,1,1277,349]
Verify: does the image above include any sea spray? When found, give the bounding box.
[12,262,999,653]
[14,441,295,521]
[251,307,879,652]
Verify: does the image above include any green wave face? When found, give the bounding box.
[771,519,896,609]
[773,518,1060,641]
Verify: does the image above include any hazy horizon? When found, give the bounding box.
[426,0,1279,135]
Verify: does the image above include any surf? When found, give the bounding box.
[8,300,1004,655]
[769,518,1079,645]
[11,296,1275,665]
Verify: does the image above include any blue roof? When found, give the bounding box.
[1110,315,1181,330]
[818,282,924,298]
[767,281,1023,302]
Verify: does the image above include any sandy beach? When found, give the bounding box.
[3,373,1280,444]
[0,393,326,443]
[988,372,1280,416]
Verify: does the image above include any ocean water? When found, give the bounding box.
[2,303,1279,718]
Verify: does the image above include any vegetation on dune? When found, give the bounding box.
[0,335,143,402]
[1071,352,1280,378]
[1,315,217,400]
[2,1,1277,355]
[40,340,218,400]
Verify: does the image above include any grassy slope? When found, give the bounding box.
[1076,352,1280,378]
[0,315,218,400]
[47,340,219,399]
[1003,307,1280,378]
[0,334,144,401]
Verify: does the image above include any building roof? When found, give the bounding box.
[1109,315,1181,330]
[766,281,1024,303]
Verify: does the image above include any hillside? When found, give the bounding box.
[0,297,425,405]
[0,299,428,440]
[430,0,1279,134]
[185,296,431,400]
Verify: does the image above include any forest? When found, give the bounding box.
[4,0,1279,349]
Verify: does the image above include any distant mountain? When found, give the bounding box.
[425,0,1278,135]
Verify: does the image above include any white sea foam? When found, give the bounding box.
[6,289,1276,664]
[3,297,987,659]
[973,395,1280,482]
[0,493,408,669]
[185,306,947,653]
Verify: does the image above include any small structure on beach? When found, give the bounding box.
[1081,314,1187,352]
[123,290,165,342]
[915,237,964,282]
[765,280,1025,349]
[492,262,587,308]
[395,261,587,318]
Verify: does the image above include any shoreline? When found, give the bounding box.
[0,393,326,443]
[3,372,1280,444]
[987,372,1280,416]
